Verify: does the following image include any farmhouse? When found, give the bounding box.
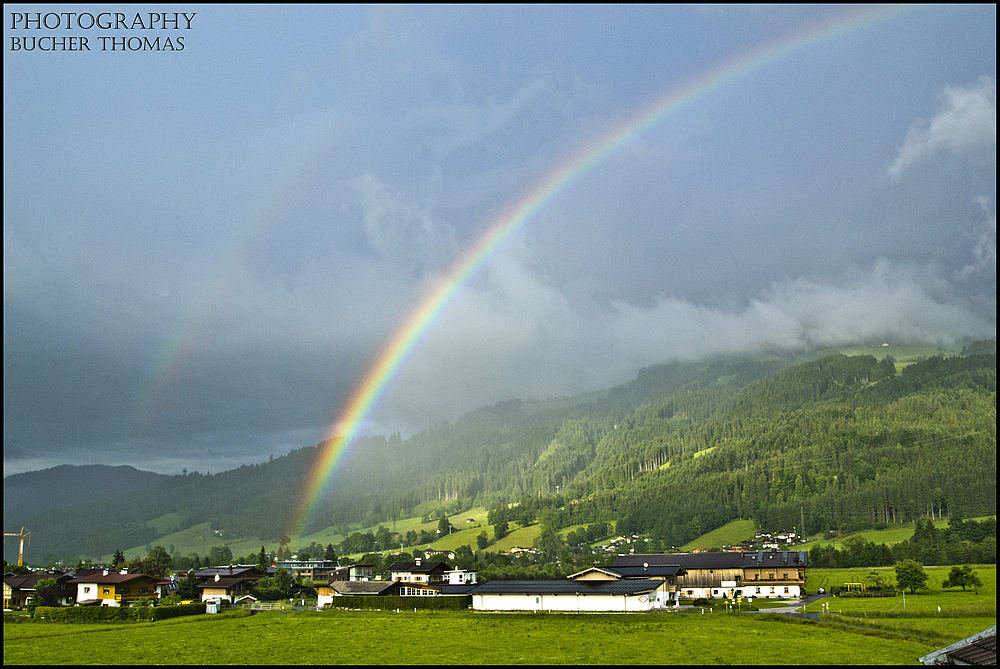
[470,550,808,611]
[614,550,808,599]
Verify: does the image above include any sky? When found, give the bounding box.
[4,4,996,477]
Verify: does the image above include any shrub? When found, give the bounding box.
[33,602,206,623]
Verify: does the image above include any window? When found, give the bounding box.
[83,587,91,594]
[102,587,110,594]
[784,586,789,594]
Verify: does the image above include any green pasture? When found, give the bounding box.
[803,565,995,614]
[4,609,939,665]
[109,506,496,562]
[795,516,995,553]
[680,519,756,551]
[486,523,543,554]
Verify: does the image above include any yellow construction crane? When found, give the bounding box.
[4,526,31,567]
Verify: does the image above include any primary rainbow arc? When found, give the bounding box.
[288,4,910,538]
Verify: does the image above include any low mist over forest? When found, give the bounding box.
[5,341,995,564]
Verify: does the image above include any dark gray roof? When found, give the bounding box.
[740,551,808,567]
[614,551,807,570]
[614,553,744,570]
[471,580,660,595]
[948,634,996,665]
[920,626,997,666]
[609,565,685,578]
[389,561,450,573]
[194,566,263,579]
[330,580,400,595]
[440,584,478,595]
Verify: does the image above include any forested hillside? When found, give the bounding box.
[5,344,995,563]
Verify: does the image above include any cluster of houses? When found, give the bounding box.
[5,550,809,613]
[721,530,802,552]
[320,550,810,612]
[470,550,809,612]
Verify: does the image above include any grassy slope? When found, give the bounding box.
[795,516,996,553]
[680,520,756,552]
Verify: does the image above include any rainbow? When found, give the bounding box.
[127,127,343,438]
[282,4,913,537]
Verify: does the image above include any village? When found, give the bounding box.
[5,548,809,613]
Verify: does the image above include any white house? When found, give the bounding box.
[446,569,477,585]
[388,558,450,584]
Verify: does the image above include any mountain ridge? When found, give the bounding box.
[4,342,994,564]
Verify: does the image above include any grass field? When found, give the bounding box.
[7,566,995,664]
[803,565,995,612]
[3,609,940,665]
[795,516,996,553]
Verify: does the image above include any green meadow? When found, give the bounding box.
[4,609,940,665]
[795,516,995,553]
[680,519,756,552]
[7,566,994,665]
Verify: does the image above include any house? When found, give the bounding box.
[274,559,339,582]
[470,579,661,612]
[739,550,808,599]
[445,569,478,586]
[388,558,450,584]
[328,564,375,582]
[197,573,259,604]
[3,571,77,609]
[613,550,808,600]
[423,550,456,561]
[192,566,266,604]
[68,570,162,607]
[194,565,266,580]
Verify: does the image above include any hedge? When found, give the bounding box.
[33,602,206,622]
[326,595,472,611]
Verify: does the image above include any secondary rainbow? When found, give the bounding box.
[289,4,912,537]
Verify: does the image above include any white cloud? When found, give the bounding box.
[888,76,996,179]
[958,195,997,281]
[350,172,456,268]
[371,249,995,432]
